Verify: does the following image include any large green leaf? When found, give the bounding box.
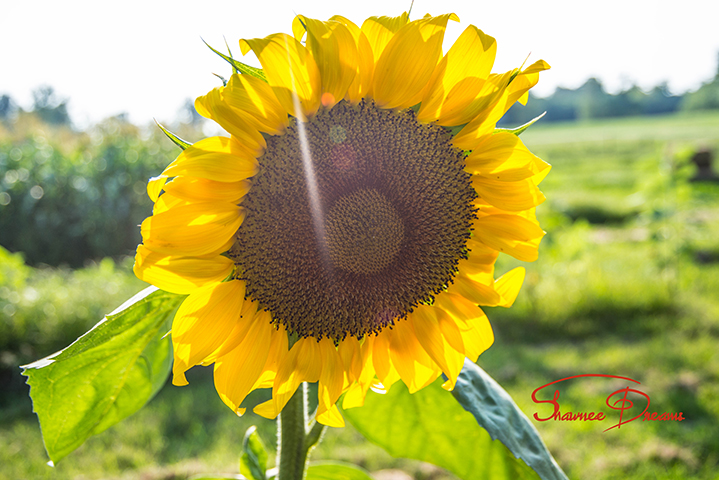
[21,287,185,464]
[344,360,567,480]
[450,360,568,480]
[306,462,374,480]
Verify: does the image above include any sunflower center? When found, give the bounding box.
[231,99,475,341]
[324,188,404,275]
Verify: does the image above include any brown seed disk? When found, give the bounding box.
[231,99,476,340]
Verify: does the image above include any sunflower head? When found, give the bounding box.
[134,11,550,427]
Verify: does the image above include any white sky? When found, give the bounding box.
[3,0,718,127]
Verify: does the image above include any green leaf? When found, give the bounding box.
[188,475,244,480]
[344,359,567,480]
[450,360,567,480]
[154,120,193,150]
[202,38,267,82]
[21,287,185,464]
[495,112,547,136]
[240,426,268,480]
[306,461,374,480]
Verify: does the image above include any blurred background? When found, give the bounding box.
[2,1,719,479]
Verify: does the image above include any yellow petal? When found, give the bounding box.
[473,214,545,262]
[435,308,465,354]
[453,61,550,149]
[171,280,246,385]
[360,12,410,64]
[389,320,441,393]
[133,245,233,295]
[147,175,168,202]
[212,301,263,360]
[213,309,273,414]
[140,202,245,257]
[460,315,494,362]
[195,88,266,153]
[316,405,345,427]
[435,291,486,327]
[162,136,259,182]
[271,337,322,415]
[222,73,289,135]
[472,176,546,211]
[465,132,550,182]
[447,274,501,306]
[338,335,363,384]
[293,16,358,109]
[316,337,346,427]
[418,25,497,125]
[494,267,526,308]
[240,33,321,119]
[372,14,459,109]
[371,332,400,388]
[342,337,377,409]
[411,305,465,390]
[330,15,374,103]
[163,176,251,204]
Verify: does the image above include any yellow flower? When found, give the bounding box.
[134,12,550,427]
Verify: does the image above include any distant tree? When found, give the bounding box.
[32,86,71,125]
[0,94,16,121]
[681,52,719,111]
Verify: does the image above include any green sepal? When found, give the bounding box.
[306,461,374,480]
[495,112,546,136]
[21,287,185,464]
[214,73,229,86]
[203,38,267,82]
[224,36,240,75]
[155,120,193,150]
[239,426,269,480]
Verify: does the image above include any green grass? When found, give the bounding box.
[2,111,719,479]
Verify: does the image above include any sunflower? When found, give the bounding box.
[134,11,550,428]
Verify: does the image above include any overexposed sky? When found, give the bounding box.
[3,0,718,127]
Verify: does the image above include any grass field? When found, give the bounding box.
[2,111,719,479]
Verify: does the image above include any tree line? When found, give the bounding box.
[501,59,719,125]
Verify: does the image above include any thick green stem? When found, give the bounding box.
[277,384,308,480]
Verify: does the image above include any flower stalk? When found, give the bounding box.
[277,383,327,480]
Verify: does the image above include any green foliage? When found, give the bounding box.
[306,461,374,479]
[0,116,184,266]
[681,76,719,111]
[344,376,552,480]
[240,426,269,480]
[31,87,71,126]
[0,247,146,369]
[21,287,183,463]
[2,111,719,480]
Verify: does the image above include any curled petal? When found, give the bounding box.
[240,33,321,119]
[372,14,459,109]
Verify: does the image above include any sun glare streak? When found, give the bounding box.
[283,38,328,262]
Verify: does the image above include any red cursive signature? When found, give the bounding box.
[532,374,684,431]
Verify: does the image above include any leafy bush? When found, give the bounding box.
[0,114,194,266]
[0,246,146,370]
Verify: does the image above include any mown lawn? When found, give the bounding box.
[2,111,719,479]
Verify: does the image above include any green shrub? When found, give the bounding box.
[0,246,146,370]
[0,115,194,266]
